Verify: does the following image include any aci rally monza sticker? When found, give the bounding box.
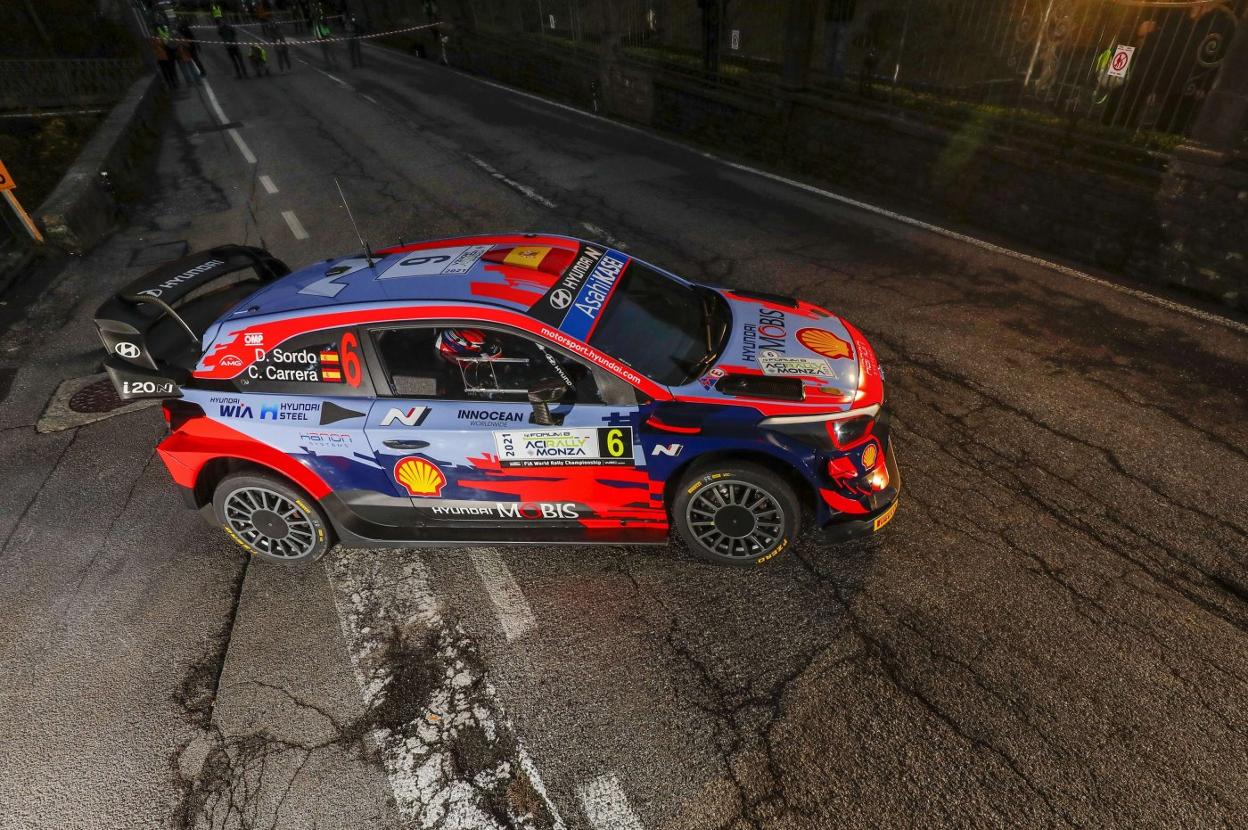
[493,427,633,467]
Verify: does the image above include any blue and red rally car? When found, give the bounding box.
[94,234,899,566]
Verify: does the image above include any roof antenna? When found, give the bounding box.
[335,177,375,268]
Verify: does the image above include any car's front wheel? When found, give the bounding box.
[672,461,800,566]
[212,472,332,564]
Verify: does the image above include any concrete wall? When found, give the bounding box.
[36,75,166,255]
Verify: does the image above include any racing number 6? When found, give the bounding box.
[340,332,362,388]
[605,428,625,458]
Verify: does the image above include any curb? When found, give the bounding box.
[35,75,167,255]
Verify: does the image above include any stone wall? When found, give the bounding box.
[446,30,1247,311]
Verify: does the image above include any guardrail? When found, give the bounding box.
[0,59,142,111]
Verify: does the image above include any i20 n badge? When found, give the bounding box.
[93,235,900,567]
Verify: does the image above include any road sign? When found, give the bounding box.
[1107,44,1134,78]
[0,158,14,192]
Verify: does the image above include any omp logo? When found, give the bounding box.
[550,288,573,309]
[218,403,254,418]
[652,443,683,457]
[114,342,141,359]
[244,332,263,346]
[381,406,429,427]
[136,259,224,298]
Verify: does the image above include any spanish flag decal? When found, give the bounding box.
[319,348,343,382]
[503,246,552,269]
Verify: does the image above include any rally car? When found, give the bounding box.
[94,235,899,567]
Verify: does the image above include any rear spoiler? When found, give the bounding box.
[93,245,289,400]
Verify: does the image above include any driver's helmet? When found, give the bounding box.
[435,328,502,365]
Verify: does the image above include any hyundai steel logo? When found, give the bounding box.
[114,342,141,359]
[550,288,573,309]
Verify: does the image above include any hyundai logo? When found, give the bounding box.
[114,342,141,359]
[550,288,573,309]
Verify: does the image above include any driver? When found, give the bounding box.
[435,328,509,397]
[435,328,502,364]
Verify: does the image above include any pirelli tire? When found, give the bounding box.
[212,473,333,565]
[673,461,800,567]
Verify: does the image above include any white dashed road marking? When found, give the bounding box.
[578,773,646,830]
[281,210,309,240]
[469,155,558,209]
[202,80,257,164]
[259,175,279,194]
[361,94,379,105]
[580,222,623,248]
[468,548,537,641]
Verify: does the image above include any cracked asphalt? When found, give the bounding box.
[0,35,1245,830]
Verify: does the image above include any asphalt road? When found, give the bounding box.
[1,31,1246,830]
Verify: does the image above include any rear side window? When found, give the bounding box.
[235,327,373,396]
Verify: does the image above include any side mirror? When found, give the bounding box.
[528,376,567,426]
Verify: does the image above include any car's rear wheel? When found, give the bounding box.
[212,473,332,564]
[672,461,800,566]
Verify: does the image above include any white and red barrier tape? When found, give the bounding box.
[154,21,443,47]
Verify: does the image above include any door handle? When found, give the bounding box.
[383,439,430,450]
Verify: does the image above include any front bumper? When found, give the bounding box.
[820,437,901,542]
[821,495,899,542]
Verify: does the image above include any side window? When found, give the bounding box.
[371,325,618,405]
[238,327,372,396]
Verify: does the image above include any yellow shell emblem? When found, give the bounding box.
[796,327,853,360]
[861,443,879,469]
[395,457,446,497]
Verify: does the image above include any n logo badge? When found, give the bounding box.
[381,406,429,427]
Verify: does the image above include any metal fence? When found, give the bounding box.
[0,58,142,111]
[458,0,1243,147]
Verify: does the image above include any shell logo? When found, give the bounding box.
[861,442,879,469]
[796,327,853,360]
[394,457,446,497]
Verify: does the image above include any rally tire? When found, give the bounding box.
[212,473,332,565]
[673,462,800,567]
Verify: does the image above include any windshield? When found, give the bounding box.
[588,263,730,385]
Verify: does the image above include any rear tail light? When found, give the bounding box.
[162,400,204,432]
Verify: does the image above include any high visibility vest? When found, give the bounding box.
[155,25,171,39]
[211,4,223,19]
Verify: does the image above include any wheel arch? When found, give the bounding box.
[663,449,817,518]
[191,457,320,510]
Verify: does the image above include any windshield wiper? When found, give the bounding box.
[688,288,726,381]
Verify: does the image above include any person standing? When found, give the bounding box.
[177,22,206,77]
[176,41,202,86]
[317,17,338,69]
[210,3,224,23]
[220,22,249,78]
[347,15,365,68]
[151,35,179,89]
[274,33,292,72]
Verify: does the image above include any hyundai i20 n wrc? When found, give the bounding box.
[94,235,900,567]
